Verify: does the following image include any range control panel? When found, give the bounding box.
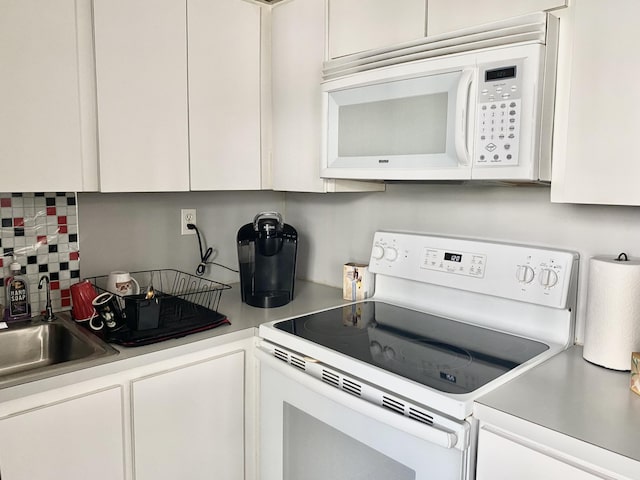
[369,231,578,309]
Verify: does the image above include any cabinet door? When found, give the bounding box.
[427,0,566,36]
[271,0,384,193]
[551,0,640,205]
[188,0,263,190]
[0,0,96,192]
[328,0,426,59]
[132,350,244,480]
[93,0,190,192]
[477,426,617,480]
[271,0,326,193]
[0,387,125,480]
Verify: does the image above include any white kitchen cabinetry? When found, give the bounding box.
[476,425,615,480]
[427,0,567,36]
[93,0,265,192]
[271,0,384,193]
[474,402,639,480]
[131,349,246,480]
[0,0,97,192]
[188,0,265,190]
[0,386,125,480]
[551,0,640,205]
[93,0,190,192]
[327,0,426,59]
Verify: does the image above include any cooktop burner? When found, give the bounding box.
[274,301,549,394]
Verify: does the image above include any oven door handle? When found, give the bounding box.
[256,347,462,450]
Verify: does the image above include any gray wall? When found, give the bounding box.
[77,191,285,284]
[78,185,640,343]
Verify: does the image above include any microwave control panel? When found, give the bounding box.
[474,60,524,167]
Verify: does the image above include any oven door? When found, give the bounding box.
[257,347,472,480]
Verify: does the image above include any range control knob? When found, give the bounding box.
[384,247,399,262]
[371,245,385,260]
[539,268,559,288]
[516,265,535,284]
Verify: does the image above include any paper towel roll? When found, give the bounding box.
[583,254,640,370]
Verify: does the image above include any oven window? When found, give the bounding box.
[283,403,416,480]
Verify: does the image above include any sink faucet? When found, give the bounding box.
[38,275,56,321]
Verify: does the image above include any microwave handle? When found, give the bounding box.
[455,69,473,166]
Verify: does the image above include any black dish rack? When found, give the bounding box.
[89,269,231,346]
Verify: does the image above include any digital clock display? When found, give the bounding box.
[444,252,463,263]
[485,66,517,82]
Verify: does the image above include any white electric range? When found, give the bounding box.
[256,231,578,480]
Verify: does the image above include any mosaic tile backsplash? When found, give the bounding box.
[0,192,79,315]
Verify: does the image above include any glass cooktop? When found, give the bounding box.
[274,301,549,394]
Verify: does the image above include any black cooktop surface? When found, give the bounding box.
[274,301,549,394]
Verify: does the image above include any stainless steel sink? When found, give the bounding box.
[0,316,118,381]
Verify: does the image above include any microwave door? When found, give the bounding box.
[322,69,474,181]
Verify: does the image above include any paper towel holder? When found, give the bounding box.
[583,252,640,371]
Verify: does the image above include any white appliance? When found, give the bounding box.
[257,230,578,480]
[321,13,559,182]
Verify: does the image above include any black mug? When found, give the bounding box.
[91,292,124,332]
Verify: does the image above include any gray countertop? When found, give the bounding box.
[476,345,640,463]
[0,280,347,401]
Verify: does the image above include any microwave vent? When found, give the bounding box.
[323,12,553,80]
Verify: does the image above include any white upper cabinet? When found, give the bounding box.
[427,0,567,36]
[188,0,265,190]
[551,0,640,205]
[271,0,325,193]
[0,0,97,192]
[94,0,264,192]
[328,0,426,59]
[93,0,190,192]
[271,0,384,193]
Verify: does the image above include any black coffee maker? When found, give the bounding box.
[237,212,298,308]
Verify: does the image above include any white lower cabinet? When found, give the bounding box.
[476,420,637,480]
[477,425,607,480]
[0,335,255,480]
[131,350,245,480]
[0,386,125,480]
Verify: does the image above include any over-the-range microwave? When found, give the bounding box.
[321,13,559,183]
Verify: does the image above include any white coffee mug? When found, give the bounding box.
[106,271,140,297]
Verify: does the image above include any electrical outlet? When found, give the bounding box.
[181,209,196,235]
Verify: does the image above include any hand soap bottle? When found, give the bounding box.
[5,258,30,321]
